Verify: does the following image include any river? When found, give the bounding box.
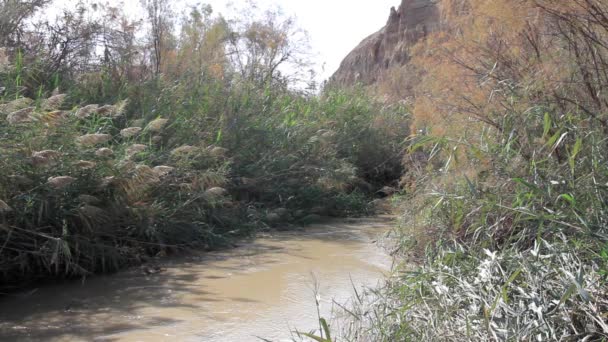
[0,216,393,341]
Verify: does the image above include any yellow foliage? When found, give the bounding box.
[404,0,575,140]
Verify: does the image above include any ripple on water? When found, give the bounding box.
[0,216,394,342]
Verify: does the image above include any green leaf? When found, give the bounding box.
[513,178,541,193]
[560,284,577,305]
[575,268,592,302]
[295,319,332,342]
[320,318,332,341]
[546,129,562,148]
[464,175,478,197]
[299,333,331,342]
[409,135,440,153]
[569,138,583,173]
[215,128,223,143]
[501,268,522,304]
[558,193,576,207]
[543,112,551,137]
[572,138,582,157]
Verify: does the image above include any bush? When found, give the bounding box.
[335,1,608,340]
[0,68,408,288]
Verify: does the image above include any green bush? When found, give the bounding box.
[0,64,409,288]
[339,97,608,341]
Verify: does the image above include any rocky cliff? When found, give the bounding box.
[331,0,440,87]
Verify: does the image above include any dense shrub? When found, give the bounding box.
[334,0,608,341]
[0,76,407,288]
[0,1,411,289]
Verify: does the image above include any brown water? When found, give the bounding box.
[0,216,393,342]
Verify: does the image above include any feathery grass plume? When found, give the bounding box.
[37,110,68,126]
[152,165,175,177]
[146,118,169,132]
[179,183,193,191]
[0,97,33,114]
[78,194,101,205]
[120,165,160,204]
[95,147,114,158]
[209,146,229,157]
[125,144,147,158]
[7,107,35,125]
[135,165,160,184]
[318,129,337,142]
[204,187,228,200]
[99,176,116,190]
[41,94,67,111]
[47,176,76,189]
[78,205,107,220]
[96,105,116,117]
[121,177,146,205]
[31,150,62,167]
[116,159,136,172]
[120,127,142,138]
[72,160,96,170]
[171,145,196,155]
[113,99,129,117]
[0,200,12,213]
[75,104,99,119]
[76,133,112,146]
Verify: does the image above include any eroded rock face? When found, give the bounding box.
[331,0,440,86]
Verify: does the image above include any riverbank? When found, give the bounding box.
[1,1,409,290]
[0,82,408,290]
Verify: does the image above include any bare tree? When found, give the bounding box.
[140,0,173,76]
[534,0,608,132]
[0,0,50,47]
[226,6,311,88]
[98,3,145,82]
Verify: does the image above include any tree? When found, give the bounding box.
[98,3,145,83]
[140,0,174,76]
[0,0,50,47]
[173,4,230,83]
[226,6,311,88]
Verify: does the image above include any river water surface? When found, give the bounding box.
[0,216,393,341]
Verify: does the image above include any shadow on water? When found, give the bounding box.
[0,272,209,340]
[0,216,394,341]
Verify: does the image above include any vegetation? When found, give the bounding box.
[0,1,408,290]
[335,0,608,341]
[2,0,606,340]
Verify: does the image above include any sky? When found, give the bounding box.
[50,0,399,82]
[221,0,398,81]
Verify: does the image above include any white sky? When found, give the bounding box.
[230,0,398,81]
[49,0,398,82]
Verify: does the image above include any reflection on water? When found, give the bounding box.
[0,216,393,342]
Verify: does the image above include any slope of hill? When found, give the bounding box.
[330,0,440,87]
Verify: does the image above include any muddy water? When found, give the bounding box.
[0,216,393,342]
